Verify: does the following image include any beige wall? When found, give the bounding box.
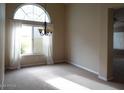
[20,54,46,66]
[65,4,124,80]
[0,4,5,88]
[65,4,101,73]
[5,4,65,67]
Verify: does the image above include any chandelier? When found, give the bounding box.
[39,4,52,36]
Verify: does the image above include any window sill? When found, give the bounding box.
[21,53,44,57]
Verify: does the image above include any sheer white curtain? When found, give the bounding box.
[42,34,54,65]
[9,20,22,69]
[8,20,54,67]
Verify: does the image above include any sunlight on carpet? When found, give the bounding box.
[27,69,117,90]
[46,77,90,90]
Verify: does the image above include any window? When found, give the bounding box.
[14,4,51,55]
[21,25,32,54]
[113,32,124,49]
[14,4,50,22]
[20,25,44,55]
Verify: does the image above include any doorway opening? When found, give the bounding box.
[112,8,124,83]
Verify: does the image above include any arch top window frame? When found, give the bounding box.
[13,4,51,23]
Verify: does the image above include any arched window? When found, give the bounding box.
[10,4,53,68]
[12,4,52,55]
[14,4,50,23]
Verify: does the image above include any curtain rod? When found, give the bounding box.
[8,18,54,32]
[7,18,51,26]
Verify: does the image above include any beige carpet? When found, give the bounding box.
[4,63,124,90]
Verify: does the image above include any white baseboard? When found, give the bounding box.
[98,75,114,81]
[67,60,115,81]
[98,76,108,81]
[68,61,98,75]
